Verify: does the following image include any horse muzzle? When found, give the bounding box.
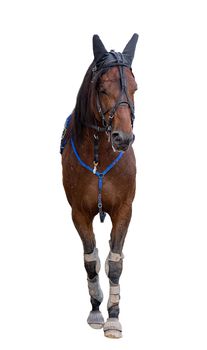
[111,131,135,152]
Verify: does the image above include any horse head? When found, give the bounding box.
[92,34,138,152]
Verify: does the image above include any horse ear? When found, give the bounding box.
[93,34,108,62]
[122,33,139,66]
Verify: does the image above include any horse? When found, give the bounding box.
[61,33,138,338]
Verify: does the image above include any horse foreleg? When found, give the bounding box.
[72,209,104,329]
[104,205,132,338]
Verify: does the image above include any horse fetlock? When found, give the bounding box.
[107,283,120,309]
[107,283,120,319]
[87,275,103,303]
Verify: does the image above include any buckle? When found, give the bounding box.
[93,161,98,174]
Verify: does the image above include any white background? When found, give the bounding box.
[0,0,207,349]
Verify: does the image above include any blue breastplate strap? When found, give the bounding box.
[70,138,123,222]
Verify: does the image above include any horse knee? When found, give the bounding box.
[105,251,124,284]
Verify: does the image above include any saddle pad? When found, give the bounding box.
[60,115,72,154]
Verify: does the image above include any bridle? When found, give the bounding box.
[95,51,135,132]
[85,51,136,173]
[88,50,135,134]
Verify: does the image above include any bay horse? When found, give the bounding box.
[61,34,138,338]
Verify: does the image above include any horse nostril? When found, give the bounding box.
[111,132,122,143]
[112,132,120,138]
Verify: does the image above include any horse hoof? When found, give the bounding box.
[87,310,104,329]
[103,318,122,338]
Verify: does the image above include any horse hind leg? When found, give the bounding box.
[72,209,104,329]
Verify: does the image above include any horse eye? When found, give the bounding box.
[99,86,108,95]
[99,89,108,96]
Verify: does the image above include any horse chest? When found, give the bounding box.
[66,163,134,211]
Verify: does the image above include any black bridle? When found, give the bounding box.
[89,51,135,134]
[85,51,136,175]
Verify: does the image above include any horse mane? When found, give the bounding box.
[73,60,98,143]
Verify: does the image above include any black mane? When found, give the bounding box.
[73,60,98,143]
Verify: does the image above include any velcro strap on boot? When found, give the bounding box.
[87,276,103,303]
[105,251,124,276]
[110,285,120,295]
[84,247,100,273]
[107,283,120,309]
[84,247,99,262]
[108,251,124,262]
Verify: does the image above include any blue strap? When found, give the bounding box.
[70,138,123,179]
[101,152,123,176]
[71,138,95,173]
[70,135,123,223]
[98,175,103,190]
